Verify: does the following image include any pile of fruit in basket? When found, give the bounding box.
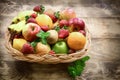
[8,5,87,55]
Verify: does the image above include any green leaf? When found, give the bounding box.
[54,26,60,32]
[81,56,90,62]
[31,41,37,48]
[68,66,77,78]
[31,38,41,48]
[40,5,45,14]
[25,15,30,22]
[54,11,60,19]
[63,26,68,29]
[68,56,90,78]
[36,30,50,45]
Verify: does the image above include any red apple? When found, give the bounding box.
[69,18,85,31]
[22,23,41,42]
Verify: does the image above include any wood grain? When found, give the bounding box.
[0,0,120,80]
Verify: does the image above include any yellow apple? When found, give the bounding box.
[13,38,27,51]
[35,14,54,29]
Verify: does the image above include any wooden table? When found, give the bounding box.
[0,0,120,80]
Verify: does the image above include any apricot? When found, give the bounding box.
[67,32,86,50]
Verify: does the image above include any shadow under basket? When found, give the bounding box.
[5,27,91,64]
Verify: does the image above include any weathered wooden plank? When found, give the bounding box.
[0,0,120,17]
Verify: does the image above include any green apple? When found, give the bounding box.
[52,41,68,54]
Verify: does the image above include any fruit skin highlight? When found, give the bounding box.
[13,38,27,51]
[35,14,53,29]
[67,32,86,50]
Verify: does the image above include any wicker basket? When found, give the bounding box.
[5,26,91,64]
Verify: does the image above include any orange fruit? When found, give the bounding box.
[35,14,53,29]
[67,32,86,50]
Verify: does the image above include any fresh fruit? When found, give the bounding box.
[60,8,76,20]
[17,11,35,21]
[49,50,55,54]
[33,5,45,13]
[27,18,37,24]
[35,42,51,55]
[22,23,41,42]
[67,32,86,50]
[11,11,35,24]
[59,20,69,28]
[9,5,88,56]
[30,13,37,18]
[14,33,23,38]
[8,20,26,33]
[21,43,34,54]
[79,30,86,36]
[13,38,27,51]
[52,41,68,54]
[41,26,49,32]
[35,14,53,29]
[69,18,85,31]
[47,30,58,44]
[58,29,69,39]
[11,16,19,24]
[44,9,58,23]
[68,49,75,54]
